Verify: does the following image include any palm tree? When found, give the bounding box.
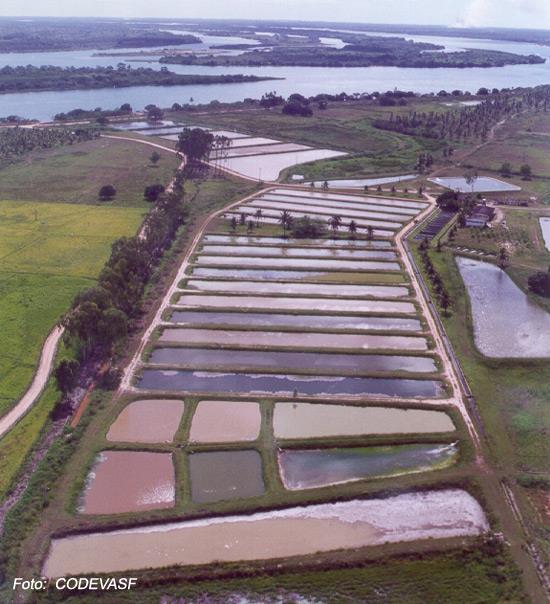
[348,220,357,240]
[328,214,342,239]
[279,210,292,238]
[254,208,263,227]
[366,225,374,241]
[498,246,509,269]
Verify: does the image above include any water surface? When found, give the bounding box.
[200,244,398,259]
[79,451,175,515]
[194,256,401,271]
[274,402,454,438]
[279,443,457,489]
[168,310,422,332]
[188,450,264,503]
[137,369,442,398]
[259,194,419,215]
[150,347,437,373]
[540,217,550,252]
[203,235,392,247]
[429,176,520,193]
[107,399,184,443]
[43,489,488,577]
[189,400,261,442]
[457,256,550,357]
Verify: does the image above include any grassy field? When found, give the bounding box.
[0,200,144,418]
[174,99,449,181]
[41,546,524,603]
[0,137,178,207]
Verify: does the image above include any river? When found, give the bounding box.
[0,29,549,120]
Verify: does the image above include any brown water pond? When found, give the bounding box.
[78,451,175,515]
[106,399,184,444]
[273,403,454,438]
[43,489,488,577]
[188,450,265,503]
[189,400,261,442]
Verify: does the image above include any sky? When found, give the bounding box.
[1,0,549,30]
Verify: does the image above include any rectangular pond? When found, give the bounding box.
[456,256,550,357]
[540,217,550,252]
[150,348,437,374]
[78,451,175,515]
[137,369,442,398]
[193,256,402,270]
[191,267,332,281]
[188,450,265,503]
[247,200,408,223]
[224,143,310,157]
[106,399,184,444]
[176,294,417,314]
[225,137,280,148]
[273,403,455,438]
[200,244,398,260]
[259,194,420,216]
[202,235,393,248]
[158,328,428,351]
[189,401,261,443]
[43,490,488,577]
[168,310,423,332]
[305,175,418,189]
[278,443,457,490]
[184,280,407,297]
[428,176,521,193]
[269,189,428,209]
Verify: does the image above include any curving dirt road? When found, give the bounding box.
[0,325,64,439]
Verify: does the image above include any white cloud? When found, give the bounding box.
[456,0,550,28]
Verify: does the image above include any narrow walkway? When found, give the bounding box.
[0,325,64,439]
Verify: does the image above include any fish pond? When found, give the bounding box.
[168,310,422,332]
[456,256,550,357]
[189,401,261,443]
[273,403,455,438]
[278,443,457,490]
[137,369,442,398]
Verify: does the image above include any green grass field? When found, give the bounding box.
[0,137,178,207]
[0,200,144,418]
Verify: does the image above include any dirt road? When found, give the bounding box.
[0,325,64,439]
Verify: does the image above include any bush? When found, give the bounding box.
[527,270,550,297]
[144,184,166,202]
[98,184,116,201]
[282,100,312,117]
[291,216,327,239]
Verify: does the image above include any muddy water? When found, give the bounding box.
[200,245,398,260]
[168,310,422,332]
[43,490,488,577]
[158,328,428,351]
[224,137,279,147]
[150,348,437,374]
[194,256,401,271]
[106,399,184,444]
[184,280,407,297]
[229,209,400,231]
[137,369,442,398]
[247,200,408,222]
[273,403,455,438]
[176,294,416,314]
[189,400,261,442]
[259,194,419,216]
[203,235,393,247]
[269,189,429,209]
[279,443,457,490]
[79,451,175,515]
[188,450,265,503]
[457,256,550,357]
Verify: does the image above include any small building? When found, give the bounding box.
[465,204,495,228]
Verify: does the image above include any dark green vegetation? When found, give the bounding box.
[0,126,98,167]
[160,31,543,68]
[37,541,524,603]
[0,18,200,52]
[0,65,276,94]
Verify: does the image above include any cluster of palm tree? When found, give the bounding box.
[0,126,97,164]
[419,239,450,314]
[372,86,550,143]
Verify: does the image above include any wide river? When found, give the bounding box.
[1,31,549,120]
